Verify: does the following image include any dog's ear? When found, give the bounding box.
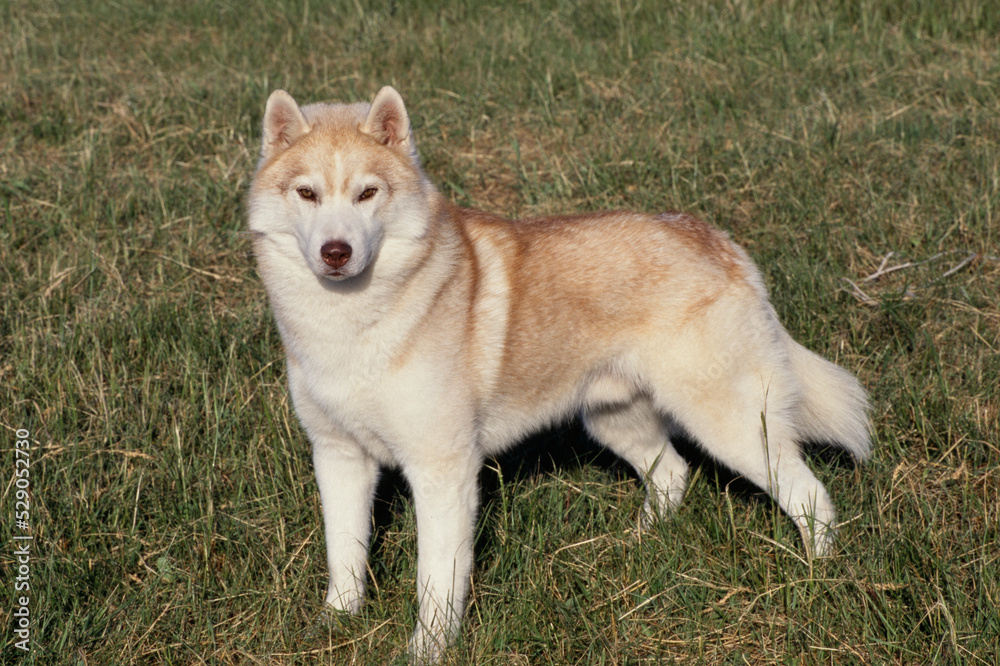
[361,86,415,157]
[261,90,311,160]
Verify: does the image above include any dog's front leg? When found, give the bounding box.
[288,361,380,614]
[405,451,481,663]
[313,435,380,613]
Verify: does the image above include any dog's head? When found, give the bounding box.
[248,86,429,282]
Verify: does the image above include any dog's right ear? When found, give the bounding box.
[261,90,311,160]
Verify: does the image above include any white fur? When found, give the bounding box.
[247,86,872,663]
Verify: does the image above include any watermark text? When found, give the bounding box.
[12,428,32,652]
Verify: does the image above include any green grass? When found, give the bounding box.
[2,0,998,663]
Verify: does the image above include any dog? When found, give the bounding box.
[247,85,871,662]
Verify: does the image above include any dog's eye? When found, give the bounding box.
[358,187,378,202]
[296,186,316,201]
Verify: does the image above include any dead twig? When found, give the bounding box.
[864,250,944,282]
[842,278,878,305]
[846,250,982,304]
[863,250,980,283]
[940,252,978,279]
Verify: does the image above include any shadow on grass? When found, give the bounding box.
[362,419,865,589]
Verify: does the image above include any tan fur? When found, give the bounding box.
[247,86,872,663]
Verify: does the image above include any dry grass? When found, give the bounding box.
[2,0,998,664]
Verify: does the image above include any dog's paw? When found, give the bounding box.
[408,624,452,665]
[806,525,836,559]
[324,580,365,614]
[296,604,355,646]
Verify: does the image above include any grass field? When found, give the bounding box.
[2,0,998,663]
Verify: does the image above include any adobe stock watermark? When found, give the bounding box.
[12,428,32,652]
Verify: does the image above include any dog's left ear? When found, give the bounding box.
[361,86,416,158]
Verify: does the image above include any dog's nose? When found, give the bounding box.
[320,241,352,269]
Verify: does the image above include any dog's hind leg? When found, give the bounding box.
[658,376,838,557]
[582,394,689,527]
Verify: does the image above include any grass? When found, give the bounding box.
[2,0,998,663]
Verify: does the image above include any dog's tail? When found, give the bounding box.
[787,334,872,460]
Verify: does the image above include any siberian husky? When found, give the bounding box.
[247,86,871,661]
